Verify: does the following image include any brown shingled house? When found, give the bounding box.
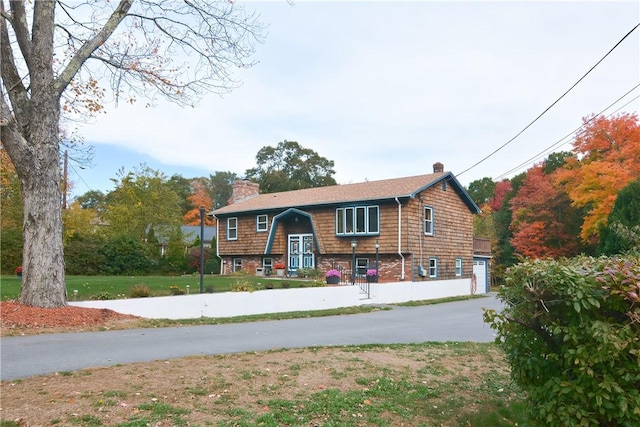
[210,163,484,286]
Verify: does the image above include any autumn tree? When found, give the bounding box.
[510,164,582,259]
[245,140,337,193]
[0,1,264,306]
[555,113,640,244]
[0,145,23,273]
[184,179,214,226]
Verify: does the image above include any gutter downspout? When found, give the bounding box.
[212,214,223,276]
[395,197,405,280]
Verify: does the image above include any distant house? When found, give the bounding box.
[148,225,217,256]
[210,162,489,291]
[180,225,216,248]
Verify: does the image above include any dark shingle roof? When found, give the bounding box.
[211,172,479,215]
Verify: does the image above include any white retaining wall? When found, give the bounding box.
[71,278,478,319]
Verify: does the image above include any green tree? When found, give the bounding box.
[467,177,495,207]
[103,165,183,241]
[99,235,156,275]
[207,171,238,209]
[74,190,106,211]
[598,178,640,255]
[64,233,106,275]
[167,174,193,216]
[1,1,264,307]
[245,140,337,193]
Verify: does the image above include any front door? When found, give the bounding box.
[288,234,314,275]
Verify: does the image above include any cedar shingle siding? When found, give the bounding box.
[212,167,480,281]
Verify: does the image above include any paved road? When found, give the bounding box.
[1,295,501,381]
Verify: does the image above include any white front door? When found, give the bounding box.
[288,234,314,275]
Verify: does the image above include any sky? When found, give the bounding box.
[68,0,640,199]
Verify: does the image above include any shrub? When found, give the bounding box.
[129,283,151,298]
[168,285,185,295]
[231,279,254,292]
[296,267,322,279]
[205,285,214,293]
[484,255,640,426]
[91,292,115,300]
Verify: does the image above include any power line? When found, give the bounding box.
[492,85,640,181]
[456,22,640,178]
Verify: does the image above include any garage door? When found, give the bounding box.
[473,260,487,294]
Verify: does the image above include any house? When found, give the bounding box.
[211,162,486,287]
[148,225,217,256]
[180,225,216,248]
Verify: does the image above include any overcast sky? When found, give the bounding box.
[70,0,640,199]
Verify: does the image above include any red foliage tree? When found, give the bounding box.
[510,165,580,259]
[488,180,512,212]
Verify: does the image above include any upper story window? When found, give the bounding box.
[424,206,434,236]
[256,214,268,232]
[227,217,238,240]
[336,205,380,236]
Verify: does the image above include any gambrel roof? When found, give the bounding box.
[211,171,480,216]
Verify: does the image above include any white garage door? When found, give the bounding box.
[473,260,487,294]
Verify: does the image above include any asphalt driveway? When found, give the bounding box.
[0,294,501,381]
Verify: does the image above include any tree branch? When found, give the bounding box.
[0,0,31,133]
[54,0,134,96]
[8,0,32,67]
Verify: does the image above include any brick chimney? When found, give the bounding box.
[229,179,260,204]
[433,162,444,173]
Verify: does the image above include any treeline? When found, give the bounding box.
[467,113,639,283]
[0,141,337,275]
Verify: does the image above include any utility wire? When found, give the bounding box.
[456,22,640,178]
[492,85,640,181]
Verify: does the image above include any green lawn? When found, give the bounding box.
[1,274,318,301]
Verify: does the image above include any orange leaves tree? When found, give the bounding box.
[183,180,214,226]
[555,113,640,244]
[510,164,582,259]
[0,1,264,307]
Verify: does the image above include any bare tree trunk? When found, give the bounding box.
[15,0,67,307]
[19,136,67,307]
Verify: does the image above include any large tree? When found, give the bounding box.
[245,140,337,193]
[0,1,264,306]
[509,164,582,259]
[555,113,640,244]
[103,165,183,241]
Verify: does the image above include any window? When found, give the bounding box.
[262,258,273,274]
[233,257,242,272]
[336,205,380,236]
[455,258,463,277]
[256,214,268,232]
[227,217,238,240]
[429,258,438,278]
[424,206,434,236]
